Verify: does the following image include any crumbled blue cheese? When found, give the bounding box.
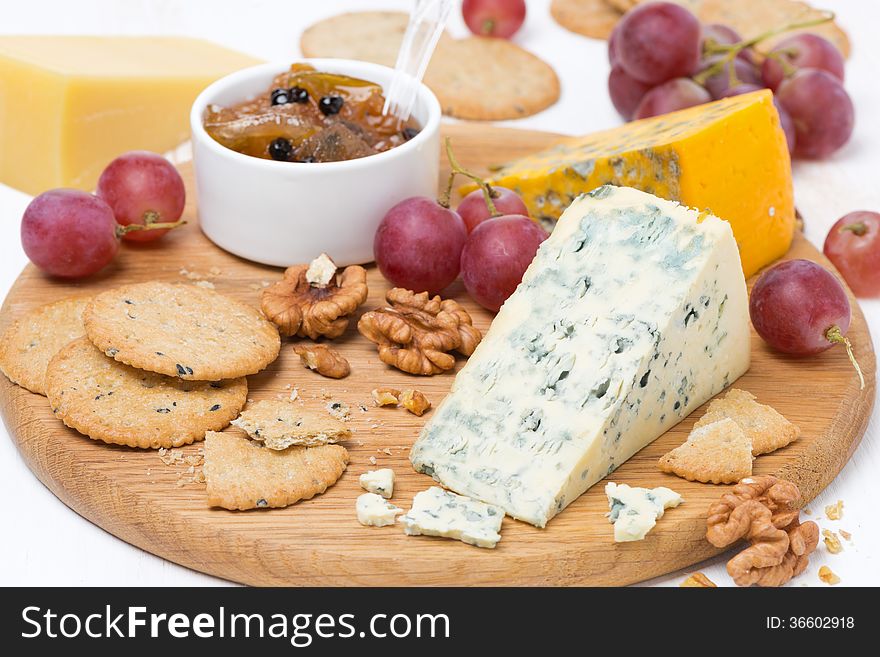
[359,468,394,498]
[356,493,403,527]
[401,487,503,548]
[410,186,750,527]
[605,482,682,542]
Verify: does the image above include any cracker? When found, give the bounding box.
[550,0,622,39]
[46,337,247,449]
[300,11,559,120]
[659,417,753,484]
[694,388,800,455]
[425,38,560,120]
[230,399,351,450]
[204,430,348,510]
[0,297,90,395]
[627,0,850,57]
[83,281,280,381]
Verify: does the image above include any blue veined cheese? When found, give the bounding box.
[410,185,750,527]
[359,468,395,498]
[401,487,504,548]
[605,482,682,542]
[356,493,403,527]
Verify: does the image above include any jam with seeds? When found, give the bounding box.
[203,63,420,163]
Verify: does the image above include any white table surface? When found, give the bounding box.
[1,0,877,587]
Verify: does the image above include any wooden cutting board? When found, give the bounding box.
[0,124,874,586]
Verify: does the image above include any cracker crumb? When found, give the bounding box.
[321,389,332,400]
[248,283,263,291]
[818,565,840,585]
[380,448,392,456]
[327,401,351,421]
[823,529,843,554]
[194,280,215,289]
[370,423,380,429]
[839,529,852,541]
[209,267,222,276]
[290,387,299,402]
[369,456,377,466]
[825,500,844,520]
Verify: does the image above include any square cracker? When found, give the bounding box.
[230,399,351,450]
[204,430,348,510]
[659,417,753,484]
[694,388,800,455]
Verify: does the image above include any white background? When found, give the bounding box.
[0,0,877,586]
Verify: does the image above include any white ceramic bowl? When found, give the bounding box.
[190,59,441,267]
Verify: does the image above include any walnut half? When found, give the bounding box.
[293,343,350,379]
[261,254,368,339]
[358,288,482,375]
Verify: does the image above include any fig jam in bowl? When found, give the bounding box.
[190,59,441,267]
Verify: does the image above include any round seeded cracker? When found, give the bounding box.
[46,337,247,449]
[300,11,559,120]
[0,296,90,395]
[83,282,280,381]
[550,0,622,40]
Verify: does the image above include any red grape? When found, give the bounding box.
[460,215,548,312]
[823,211,880,297]
[777,69,854,159]
[97,151,186,243]
[633,78,710,120]
[374,197,467,294]
[608,25,621,65]
[761,33,844,91]
[773,98,797,153]
[717,83,764,99]
[462,0,526,39]
[457,186,528,234]
[21,189,119,278]
[749,259,851,355]
[616,2,701,85]
[701,24,756,64]
[608,65,653,120]
[702,57,762,99]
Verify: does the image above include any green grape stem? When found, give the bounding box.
[693,11,836,87]
[441,137,499,216]
[825,325,865,390]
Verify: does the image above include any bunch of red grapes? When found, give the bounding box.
[607,2,854,159]
[374,143,547,313]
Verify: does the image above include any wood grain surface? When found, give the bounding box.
[0,124,874,586]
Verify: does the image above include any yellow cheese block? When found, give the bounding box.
[0,36,260,195]
[476,90,794,277]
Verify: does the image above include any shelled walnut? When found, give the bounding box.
[706,475,819,587]
[293,343,350,379]
[358,288,482,375]
[261,253,368,339]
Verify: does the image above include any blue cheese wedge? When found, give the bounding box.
[411,185,750,527]
[605,482,682,542]
[359,468,394,498]
[356,493,403,527]
[401,487,504,548]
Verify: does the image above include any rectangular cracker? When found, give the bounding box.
[230,399,351,449]
[693,388,800,455]
[659,417,753,484]
[204,430,348,510]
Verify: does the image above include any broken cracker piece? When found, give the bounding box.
[231,399,351,450]
[204,430,348,510]
[694,388,799,455]
[659,418,752,484]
